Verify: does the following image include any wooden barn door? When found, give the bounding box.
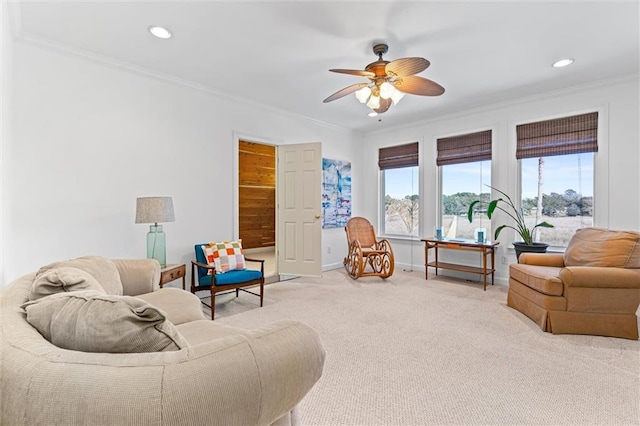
[238,141,276,250]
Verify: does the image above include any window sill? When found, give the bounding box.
[379,235,422,243]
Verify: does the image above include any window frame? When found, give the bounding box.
[378,141,422,239]
[513,108,605,250]
[439,160,493,241]
[517,153,596,249]
[436,128,494,240]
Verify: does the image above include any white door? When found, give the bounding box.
[277,142,322,277]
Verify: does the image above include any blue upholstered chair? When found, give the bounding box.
[191,243,264,320]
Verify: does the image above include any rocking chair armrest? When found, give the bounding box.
[375,239,393,251]
[349,240,363,250]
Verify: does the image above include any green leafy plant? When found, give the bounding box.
[467,185,554,245]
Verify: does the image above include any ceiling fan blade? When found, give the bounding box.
[323,83,369,103]
[374,98,392,114]
[394,75,445,96]
[329,69,376,78]
[385,57,430,77]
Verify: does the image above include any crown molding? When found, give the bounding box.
[366,73,639,136]
[10,6,355,135]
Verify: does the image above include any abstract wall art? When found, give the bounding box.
[322,158,352,228]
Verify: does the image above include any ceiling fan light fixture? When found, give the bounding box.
[379,82,395,99]
[148,25,172,39]
[391,90,405,105]
[367,95,381,110]
[324,43,444,114]
[355,86,372,103]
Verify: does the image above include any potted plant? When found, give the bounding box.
[467,185,554,261]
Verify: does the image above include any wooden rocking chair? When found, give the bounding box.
[343,217,394,279]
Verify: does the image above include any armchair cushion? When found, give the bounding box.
[22,290,190,353]
[509,264,564,296]
[29,267,105,301]
[215,269,263,285]
[202,240,246,274]
[195,269,263,288]
[564,228,640,268]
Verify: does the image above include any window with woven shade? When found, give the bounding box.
[379,142,419,236]
[517,112,598,247]
[437,130,492,241]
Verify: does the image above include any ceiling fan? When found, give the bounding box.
[323,43,445,115]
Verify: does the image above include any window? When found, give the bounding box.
[437,130,492,240]
[379,142,419,237]
[517,112,597,247]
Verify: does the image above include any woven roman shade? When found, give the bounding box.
[516,112,598,159]
[378,142,419,170]
[436,130,492,166]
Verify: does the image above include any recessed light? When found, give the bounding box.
[368,112,378,117]
[552,58,574,68]
[148,26,172,39]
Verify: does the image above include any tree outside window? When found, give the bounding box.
[379,142,419,237]
[521,153,594,247]
[383,167,419,236]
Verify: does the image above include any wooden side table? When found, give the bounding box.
[159,264,186,289]
[421,238,499,291]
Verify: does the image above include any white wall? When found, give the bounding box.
[5,34,639,286]
[3,40,361,284]
[1,2,15,286]
[361,75,640,284]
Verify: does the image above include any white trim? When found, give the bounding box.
[322,262,343,272]
[364,73,638,137]
[13,27,351,133]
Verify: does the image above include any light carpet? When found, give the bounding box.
[203,269,640,425]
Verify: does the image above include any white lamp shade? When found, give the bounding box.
[355,86,372,103]
[366,95,381,110]
[135,197,175,224]
[379,82,395,99]
[391,90,405,105]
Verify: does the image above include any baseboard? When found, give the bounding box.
[320,262,509,286]
[322,262,344,272]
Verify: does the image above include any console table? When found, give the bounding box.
[421,238,499,290]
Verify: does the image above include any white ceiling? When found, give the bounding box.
[12,1,640,132]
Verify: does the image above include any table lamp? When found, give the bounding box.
[135,196,175,267]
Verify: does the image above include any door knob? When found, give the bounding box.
[315,215,321,219]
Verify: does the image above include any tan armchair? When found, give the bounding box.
[508,228,640,339]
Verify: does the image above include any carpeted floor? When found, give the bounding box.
[202,269,640,425]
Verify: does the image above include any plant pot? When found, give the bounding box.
[513,242,549,262]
